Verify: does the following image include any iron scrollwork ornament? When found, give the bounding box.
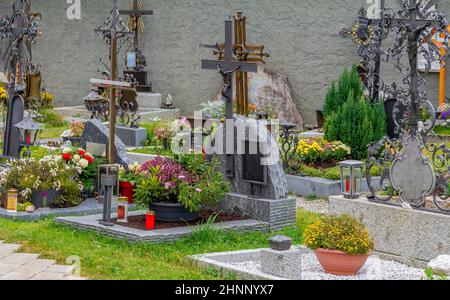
[364,0,450,214]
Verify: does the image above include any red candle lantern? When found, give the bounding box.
[117,197,129,223]
[146,211,155,231]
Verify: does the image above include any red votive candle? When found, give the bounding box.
[146,211,155,231]
[345,177,350,193]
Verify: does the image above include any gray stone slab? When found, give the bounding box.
[81,119,133,166]
[55,211,268,244]
[137,92,162,109]
[329,196,450,268]
[125,152,159,164]
[269,235,292,251]
[0,198,125,222]
[286,175,381,198]
[115,126,147,148]
[219,194,296,232]
[261,248,303,280]
[0,253,39,266]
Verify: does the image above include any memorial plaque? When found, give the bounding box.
[86,142,107,157]
[242,140,267,185]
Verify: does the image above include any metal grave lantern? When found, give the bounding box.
[339,160,364,199]
[84,88,104,119]
[14,114,41,157]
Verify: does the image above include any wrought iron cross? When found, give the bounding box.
[201,18,258,178]
[0,0,40,158]
[341,0,386,104]
[119,0,153,52]
[95,0,134,164]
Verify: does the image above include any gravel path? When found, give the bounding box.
[296,197,330,214]
[229,252,425,280]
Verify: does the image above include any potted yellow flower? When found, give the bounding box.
[304,214,374,276]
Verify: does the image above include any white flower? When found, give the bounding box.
[79,158,89,169]
[62,147,73,154]
[73,154,81,162]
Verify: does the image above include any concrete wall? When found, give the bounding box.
[1,0,450,126]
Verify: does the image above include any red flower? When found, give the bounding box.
[84,155,94,164]
[77,149,86,156]
[62,153,72,161]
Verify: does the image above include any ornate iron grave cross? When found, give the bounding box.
[201,18,258,178]
[119,0,152,71]
[0,0,40,158]
[341,0,386,104]
[365,0,450,213]
[94,0,134,164]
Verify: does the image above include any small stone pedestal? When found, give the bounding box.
[260,236,303,280]
[137,92,162,109]
[115,126,147,148]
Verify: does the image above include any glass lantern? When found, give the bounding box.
[84,88,104,119]
[117,197,129,223]
[7,189,18,213]
[339,160,364,199]
[14,115,41,158]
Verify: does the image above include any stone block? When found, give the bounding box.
[428,255,450,276]
[329,196,450,267]
[269,236,292,251]
[0,253,38,265]
[260,248,303,280]
[137,92,162,109]
[219,194,296,232]
[80,119,133,166]
[115,126,147,148]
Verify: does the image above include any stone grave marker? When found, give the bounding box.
[80,119,133,166]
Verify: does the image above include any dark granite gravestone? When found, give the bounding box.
[207,116,296,231]
[80,119,133,166]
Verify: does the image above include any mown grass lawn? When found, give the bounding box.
[0,210,320,280]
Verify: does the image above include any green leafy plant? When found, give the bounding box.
[325,90,386,160]
[36,109,67,128]
[304,214,374,255]
[133,155,230,212]
[422,268,448,280]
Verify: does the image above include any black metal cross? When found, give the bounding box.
[201,18,258,178]
[342,0,386,103]
[95,0,134,164]
[388,0,445,135]
[119,0,153,51]
[0,0,40,158]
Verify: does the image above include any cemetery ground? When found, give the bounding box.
[0,209,318,280]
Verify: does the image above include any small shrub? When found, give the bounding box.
[37,109,67,128]
[324,67,387,160]
[304,214,374,255]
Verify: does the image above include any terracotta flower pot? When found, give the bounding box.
[314,248,370,276]
[119,181,135,204]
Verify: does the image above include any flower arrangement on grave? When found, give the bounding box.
[118,162,141,203]
[0,156,84,209]
[61,121,85,140]
[200,100,225,119]
[439,103,450,128]
[152,121,173,150]
[40,90,54,108]
[134,155,230,214]
[0,84,7,106]
[295,138,351,166]
[61,147,96,192]
[304,214,374,276]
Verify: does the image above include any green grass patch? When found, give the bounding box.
[0,210,319,280]
[434,126,450,136]
[39,125,67,140]
[129,146,174,157]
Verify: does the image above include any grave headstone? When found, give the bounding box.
[209,116,296,231]
[80,119,133,166]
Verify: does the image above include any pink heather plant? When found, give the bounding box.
[138,156,196,185]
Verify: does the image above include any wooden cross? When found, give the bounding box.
[119,0,153,52]
[201,18,258,178]
[212,11,268,116]
[95,0,134,164]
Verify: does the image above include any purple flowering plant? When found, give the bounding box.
[133,155,230,212]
